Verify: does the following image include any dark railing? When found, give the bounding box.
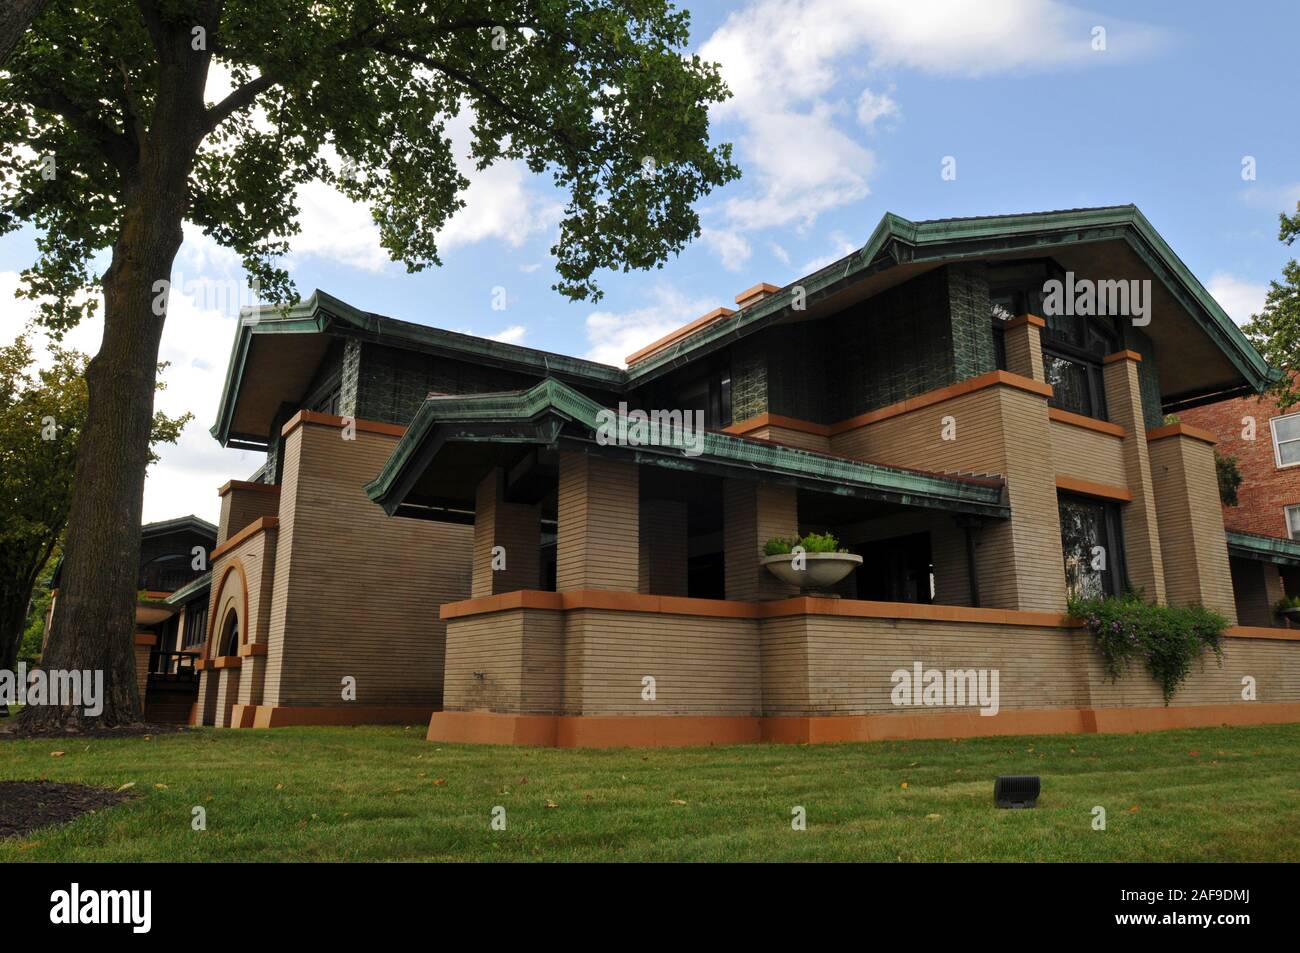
[147,651,201,685]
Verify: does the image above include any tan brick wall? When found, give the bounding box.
[831,384,1067,612]
[749,425,832,453]
[565,608,760,715]
[723,480,798,600]
[639,500,688,596]
[217,485,281,547]
[1148,434,1237,620]
[472,469,541,597]
[1049,420,1127,487]
[1102,356,1166,602]
[208,528,277,662]
[444,605,761,716]
[262,421,472,708]
[556,452,639,592]
[212,668,241,727]
[1003,320,1045,381]
[440,603,1300,718]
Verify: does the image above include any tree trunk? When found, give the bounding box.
[19,179,185,730]
[0,0,50,67]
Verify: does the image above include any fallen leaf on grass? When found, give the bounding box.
[432,779,446,785]
[900,782,909,789]
[670,799,687,805]
[116,782,135,792]
[1129,805,1140,813]
[545,799,558,809]
[50,751,64,758]
[153,783,167,790]
[926,814,942,820]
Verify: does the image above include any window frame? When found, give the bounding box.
[1271,413,1300,469]
[1285,504,1300,541]
[1058,492,1128,599]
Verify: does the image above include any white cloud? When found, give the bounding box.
[856,87,900,129]
[490,325,528,345]
[797,231,861,275]
[702,227,752,271]
[2,267,260,528]
[286,179,390,273]
[1207,271,1268,326]
[696,0,1165,266]
[583,286,720,367]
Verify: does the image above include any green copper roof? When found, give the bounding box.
[210,290,624,446]
[621,206,1276,390]
[213,207,1276,446]
[1226,531,1300,568]
[365,378,1008,519]
[165,571,213,606]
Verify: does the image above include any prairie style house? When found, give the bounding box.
[197,206,1300,744]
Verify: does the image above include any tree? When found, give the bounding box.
[1216,451,1242,508]
[1243,202,1300,409]
[1,1,737,728]
[0,334,190,699]
[0,0,51,67]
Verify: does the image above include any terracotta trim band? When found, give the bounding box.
[240,704,435,729]
[1146,422,1218,446]
[134,633,157,646]
[1048,407,1127,438]
[1103,349,1143,364]
[208,655,242,670]
[724,413,832,438]
[218,479,281,498]
[281,410,407,440]
[1055,474,1133,502]
[427,703,1300,748]
[625,306,737,365]
[1224,624,1300,642]
[237,642,269,657]
[211,516,279,562]
[1003,313,1046,330]
[440,589,1081,628]
[726,371,1053,441]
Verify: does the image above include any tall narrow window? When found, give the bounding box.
[1059,495,1125,599]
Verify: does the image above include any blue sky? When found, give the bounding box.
[3,0,1298,523]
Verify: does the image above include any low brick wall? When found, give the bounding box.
[433,592,1300,746]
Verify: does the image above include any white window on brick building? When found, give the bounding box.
[1270,413,1300,467]
[1287,505,1300,540]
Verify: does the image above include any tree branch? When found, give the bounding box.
[23,89,135,171]
[0,0,51,69]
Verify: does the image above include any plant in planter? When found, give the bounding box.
[761,532,862,594]
[1274,595,1300,623]
[1068,592,1227,704]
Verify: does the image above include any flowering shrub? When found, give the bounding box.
[1068,593,1226,704]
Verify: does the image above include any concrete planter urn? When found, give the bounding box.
[761,552,863,592]
[1278,606,1300,624]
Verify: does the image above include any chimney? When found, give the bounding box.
[734,282,781,310]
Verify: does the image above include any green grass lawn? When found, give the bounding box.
[2,722,1299,861]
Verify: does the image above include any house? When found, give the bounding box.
[199,206,1300,744]
[46,515,215,722]
[1179,379,1300,626]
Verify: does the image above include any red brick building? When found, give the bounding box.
[1181,385,1300,540]
[1181,383,1300,624]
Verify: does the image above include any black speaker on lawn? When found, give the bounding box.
[994,775,1040,808]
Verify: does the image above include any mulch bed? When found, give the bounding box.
[0,717,190,740]
[0,780,135,840]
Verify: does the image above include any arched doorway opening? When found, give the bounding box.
[219,609,240,657]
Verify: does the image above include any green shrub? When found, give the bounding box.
[762,532,847,556]
[1274,595,1300,613]
[1068,592,1226,704]
[1216,451,1242,507]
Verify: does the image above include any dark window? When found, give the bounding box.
[1059,495,1126,599]
[182,602,208,648]
[853,533,934,604]
[1041,311,1116,420]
